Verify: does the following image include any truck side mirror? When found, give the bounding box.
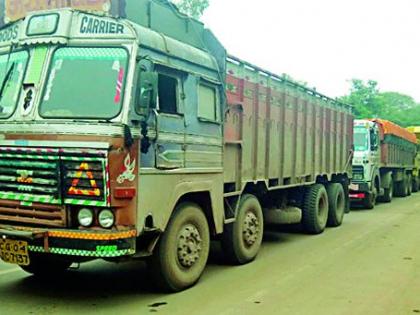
[136,71,158,115]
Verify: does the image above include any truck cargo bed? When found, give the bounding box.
[224,56,353,193]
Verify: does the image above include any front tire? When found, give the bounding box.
[302,184,329,234]
[221,194,264,265]
[326,183,345,227]
[363,185,377,209]
[380,183,393,203]
[20,253,72,276]
[149,202,210,292]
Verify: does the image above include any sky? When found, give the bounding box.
[201,0,420,102]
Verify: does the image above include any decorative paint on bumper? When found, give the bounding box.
[29,246,135,258]
[0,228,137,258]
[47,229,137,240]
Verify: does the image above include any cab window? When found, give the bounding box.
[198,83,218,122]
[157,73,178,114]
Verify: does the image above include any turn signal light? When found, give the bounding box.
[114,187,136,199]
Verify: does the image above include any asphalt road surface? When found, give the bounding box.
[1,194,420,315]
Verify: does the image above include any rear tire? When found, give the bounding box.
[148,202,210,292]
[20,253,72,276]
[407,174,413,196]
[326,183,345,227]
[413,177,420,193]
[302,184,329,234]
[221,194,264,265]
[395,175,408,197]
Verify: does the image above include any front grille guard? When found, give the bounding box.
[0,146,110,227]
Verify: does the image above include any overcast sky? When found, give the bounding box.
[202,0,420,102]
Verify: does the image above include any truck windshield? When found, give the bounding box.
[0,50,29,119]
[354,128,369,151]
[39,47,128,119]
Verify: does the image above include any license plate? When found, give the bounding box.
[0,239,30,266]
[350,183,359,191]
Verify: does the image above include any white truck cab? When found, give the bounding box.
[351,120,381,208]
[350,119,416,209]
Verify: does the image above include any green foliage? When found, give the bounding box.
[340,79,420,127]
[171,0,209,19]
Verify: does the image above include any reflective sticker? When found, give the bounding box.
[114,67,124,103]
[29,246,134,258]
[117,154,135,184]
[48,230,137,240]
[68,162,101,197]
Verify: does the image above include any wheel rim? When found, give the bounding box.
[177,224,203,268]
[242,211,260,248]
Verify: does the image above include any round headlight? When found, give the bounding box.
[78,208,94,227]
[98,209,115,228]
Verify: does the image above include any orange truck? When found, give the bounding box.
[350,119,418,209]
[406,126,420,191]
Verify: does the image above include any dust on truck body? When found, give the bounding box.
[350,119,418,209]
[0,0,353,291]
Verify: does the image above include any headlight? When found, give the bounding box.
[78,208,94,227]
[98,209,115,228]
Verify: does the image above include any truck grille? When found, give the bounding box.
[0,148,62,204]
[0,201,66,228]
[0,147,109,227]
[352,165,364,181]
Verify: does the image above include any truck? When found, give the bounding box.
[407,126,420,192]
[0,0,353,292]
[350,119,418,209]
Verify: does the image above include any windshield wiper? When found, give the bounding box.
[71,119,112,124]
[0,62,15,113]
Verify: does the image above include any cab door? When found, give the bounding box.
[183,76,223,170]
[153,66,186,169]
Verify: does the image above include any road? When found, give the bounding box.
[0,194,420,315]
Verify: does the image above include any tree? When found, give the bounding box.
[340,79,384,118]
[340,79,420,127]
[171,0,209,19]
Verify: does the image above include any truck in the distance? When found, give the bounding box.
[350,119,418,209]
[407,126,420,192]
[0,0,353,292]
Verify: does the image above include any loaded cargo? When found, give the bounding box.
[0,0,353,292]
[351,119,418,209]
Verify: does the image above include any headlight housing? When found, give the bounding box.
[98,209,115,228]
[78,208,94,227]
